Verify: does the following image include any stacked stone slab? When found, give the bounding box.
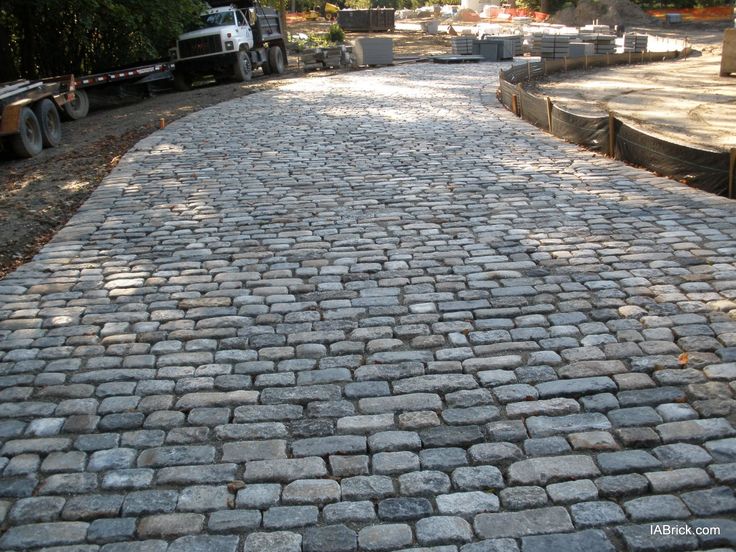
[579,33,616,54]
[538,35,572,59]
[452,37,475,55]
[301,47,345,72]
[624,33,649,53]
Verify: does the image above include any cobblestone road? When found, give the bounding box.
[1,63,736,552]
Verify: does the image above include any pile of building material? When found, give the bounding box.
[623,33,648,53]
[580,24,611,33]
[452,36,475,55]
[532,34,572,59]
[301,47,348,71]
[568,41,596,57]
[579,33,616,54]
[353,38,393,66]
[490,35,523,56]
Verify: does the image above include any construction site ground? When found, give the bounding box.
[0,20,730,280]
[533,21,735,151]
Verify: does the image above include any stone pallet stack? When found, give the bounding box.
[353,38,393,66]
[451,37,475,55]
[579,33,616,55]
[492,35,523,57]
[624,33,649,53]
[301,47,345,72]
[580,24,611,33]
[568,41,596,57]
[536,35,572,59]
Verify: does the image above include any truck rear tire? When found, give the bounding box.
[268,46,285,75]
[10,107,43,158]
[62,89,89,120]
[173,72,193,92]
[34,99,62,148]
[233,50,253,82]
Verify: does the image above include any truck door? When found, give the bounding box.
[236,10,253,46]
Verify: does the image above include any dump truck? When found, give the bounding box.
[0,76,75,158]
[170,0,287,90]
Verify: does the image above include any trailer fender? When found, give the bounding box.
[0,100,33,136]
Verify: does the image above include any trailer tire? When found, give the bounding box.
[34,99,62,148]
[268,46,285,75]
[233,49,253,82]
[173,72,193,91]
[10,107,43,158]
[62,89,89,120]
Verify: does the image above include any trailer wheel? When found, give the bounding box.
[268,46,286,75]
[34,99,62,148]
[173,72,192,92]
[10,107,43,158]
[233,49,252,82]
[62,89,89,120]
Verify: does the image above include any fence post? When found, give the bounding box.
[527,62,532,80]
[608,112,616,158]
[729,148,736,199]
[512,94,519,116]
[546,97,553,133]
[584,55,588,71]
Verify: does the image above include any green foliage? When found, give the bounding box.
[327,23,345,43]
[0,0,206,81]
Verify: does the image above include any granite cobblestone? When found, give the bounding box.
[0,63,735,550]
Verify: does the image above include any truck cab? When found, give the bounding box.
[171,2,286,90]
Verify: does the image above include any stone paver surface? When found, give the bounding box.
[1,64,736,551]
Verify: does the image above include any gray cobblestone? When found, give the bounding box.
[1,62,735,551]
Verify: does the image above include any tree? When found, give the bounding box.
[0,0,205,81]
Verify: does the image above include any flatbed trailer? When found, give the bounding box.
[0,76,75,158]
[43,60,176,120]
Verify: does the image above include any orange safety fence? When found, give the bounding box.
[647,5,734,20]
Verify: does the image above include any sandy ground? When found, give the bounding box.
[535,22,735,151]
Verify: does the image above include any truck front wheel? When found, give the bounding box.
[233,50,253,82]
[268,46,285,75]
[10,107,43,158]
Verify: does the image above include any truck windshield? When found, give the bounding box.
[190,11,236,30]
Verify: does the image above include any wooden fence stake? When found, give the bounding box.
[729,148,736,199]
[546,97,553,133]
[608,112,616,158]
[512,94,519,116]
